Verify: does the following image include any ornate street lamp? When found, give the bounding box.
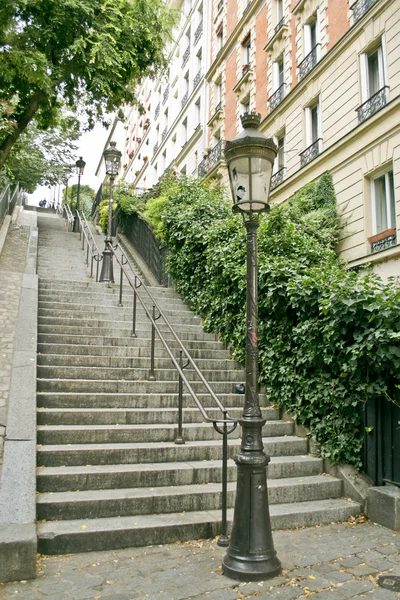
[72,156,86,232]
[99,141,121,283]
[222,112,281,582]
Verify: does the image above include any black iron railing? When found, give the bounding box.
[155,103,160,120]
[243,1,252,16]
[270,167,285,190]
[105,241,238,546]
[241,63,251,76]
[62,203,75,232]
[198,139,225,178]
[371,231,397,253]
[76,210,103,281]
[193,70,202,89]
[181,91,189,108]
[350,0,379,23]
[356,86,389,124]
[0,182,10,227]
[162,86,169,104]
[172,75,179,88]
[194,21,203,44]
[182,46,190,66]
[153,141,159,155]
[300,138,322,167]
[217,0,223,11]
[274,17,285,34]
[298,43,320,80]
[269,83,285,111]
[162,126,168,141]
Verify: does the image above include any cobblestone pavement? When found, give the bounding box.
[0,222,30,469]
[0,521,399,599]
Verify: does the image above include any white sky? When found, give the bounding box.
[27,121,109,206]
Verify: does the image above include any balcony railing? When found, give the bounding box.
[154,103,160,120]
[242,63,251,76]
[153,141,159,155]
[194,21,203,44]
[269,83,285,111]
[350,0,379,23]
[274,17,285,34]
[193,70,202,89]
[181,91,189,109]
[217,0,224,11]
[243,1,252,16]
[300,138,322,167]
[356,86,389,124]
[162,86,169,104]
[182,46,190,66]
[371,231,397,253]
[172,75,179,88]
[198,139,225,178]
[161,126,168,141]
[270,167,286,191]
[298,44,320,81]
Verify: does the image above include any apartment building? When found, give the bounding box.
[200,0,400,279]
[118,0,212,190]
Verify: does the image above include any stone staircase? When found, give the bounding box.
[35,213,361,554]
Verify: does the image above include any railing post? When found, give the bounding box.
[86,242,90,266]
[90,254,94,279]
[175,350,185,445]
[217,410,229,547]
[148,305,156,380]
[118,265,123,306]
[132,278,138,338]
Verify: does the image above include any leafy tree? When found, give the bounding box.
[65,183,95,218]
[3,117,79,192]
[0,0,175,168]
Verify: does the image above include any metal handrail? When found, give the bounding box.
[0,183,11,227]
[76,211,103,281]
[107,241,238,546]
[63,204,75,232]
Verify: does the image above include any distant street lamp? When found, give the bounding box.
[99,142,122,283]
[73,156,86,232]
[222,112,281,582]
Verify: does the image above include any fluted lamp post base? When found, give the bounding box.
[99,239,114,283]
[72,214,80,233]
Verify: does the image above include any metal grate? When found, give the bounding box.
[298,44,321,80]
[161,127,168,141]
[356,86,389,124]
[162,86,169,105]
[154,103,160,120]
[182,46,190,66]
[193,70,202,89]
[270,167,285,191]
[269,83,285,111]
[194,21,203,44]
[350,0,379,23]
[371,232,397,253]
[300,138,322,167]
[198,139,224,178]
[274,17,285,34]
[181,91,189,108]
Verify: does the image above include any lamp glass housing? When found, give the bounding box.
[104,142,122,177]
[76,157,86,176]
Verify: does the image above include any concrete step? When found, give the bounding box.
[37,499,361,554]
[36,379,245,394]
[37,324,218,342]
[37,343,232,360]
[37,334,225,351]
[37,406,280,425]
[36,421,293,445]
[38,316,206,333]
[36,392,256,410]
[39,280,181,299]
[37,456,323,492]
[36,365,243,383]
[38,297,194,313]
[36,475,343,521]
[36,436,309,467]
[38,308,201,325]
[37,353,239,371]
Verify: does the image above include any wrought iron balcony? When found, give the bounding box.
[356,86,389,124]
[181,91,189,108]
[350,0,379,23]
[370,230,397,253]
[243,1,252,16]
[162,86,169,104]
[182,46,190,66]
[217,0,224,11]
[242,63,250,76]
[161,126,168,141]
[193,70,202,89]
[298,44,320,81]
[198,139,225,178]
[269,83,285,112]
[270,167,285,191]
[300,138,322,167]
[194,21,203,44]
[274,17,285,34]
[154,103,160,120]
[172,75,179,88]
[153,141,159,155]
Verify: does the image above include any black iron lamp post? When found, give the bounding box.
[222,112,281,582]
[99,141,122,283]
[72,156,86,232]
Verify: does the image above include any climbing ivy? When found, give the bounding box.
[141,173,400,467]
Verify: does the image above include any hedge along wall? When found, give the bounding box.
[120,172,400,468]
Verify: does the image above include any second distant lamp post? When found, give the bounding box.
[99,141,122,283]
[72,156,86,233]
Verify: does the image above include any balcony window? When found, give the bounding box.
[275,0,284,31]
[242,34,251,67]
[299,16,320,80]
[270,135,285,190]
[269,84,285,111]
[358,43,388,123]
[300,100,322,166]
[371,170,396,235]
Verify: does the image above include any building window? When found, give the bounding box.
[371,170,395,235]
[242,34,251,69]
[300,99,322,166]
[358,42,388,123]
[271,134,285,190]
[216,23,223,55]
[241,97,250,115]
[269,56,285,111]
[299,14,320,80]
[276,0,284,26]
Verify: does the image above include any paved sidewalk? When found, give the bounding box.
[0,521,399,599]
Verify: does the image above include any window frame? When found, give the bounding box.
[371,167,396,236]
